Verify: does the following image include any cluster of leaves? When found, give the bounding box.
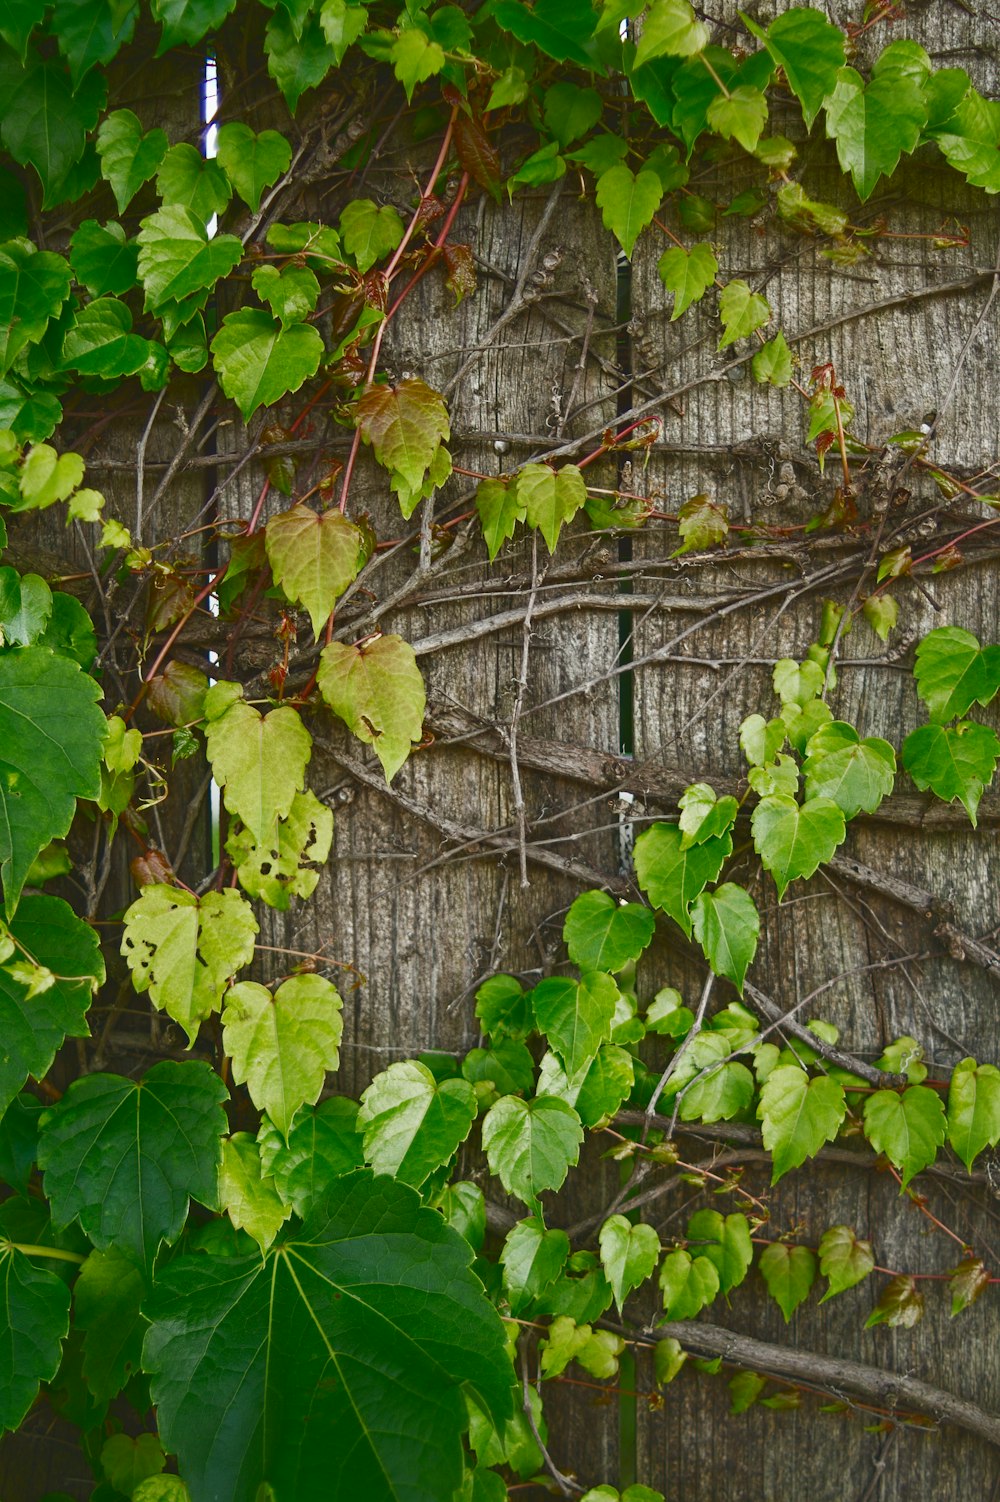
[2,3,1000,1499]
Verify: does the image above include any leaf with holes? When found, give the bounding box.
[205,691,312,844]
[947,1057,1000,1172]
[758,1066,846,1182]
[211,309,323,420]
[595,164,662,259]
[223,975,344,1139]
[265,503,366,639]
[690,883,759,994]
[802,721,896,818]
[824,65,927,201]
[318,632,426,782]
[599,1216,660,1312]
[120,884,258,1045]
[863,1085,947,1187]
[634,822,732,937]
[902,721,1000,826]
[759,1243,816,1322]
[359,1061,477,1188]
[657,242,717,320]
[482,1095,583,1205]
[912,626,1000,723]
[0,894,103,1116]
[38,1061,226,1271]
[226,787,333,910]
[563,890,655,972]
[818,1225,874,1302]
[718,278,769,348]
[751,794,845,900]
[0,1243,70,1431]
[741,7,845,128]
[0,647,106,917]
[216,122,292,212]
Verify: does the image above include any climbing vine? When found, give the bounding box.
[1,3,1000,1500]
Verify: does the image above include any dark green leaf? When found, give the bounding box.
[741,7,845,128]
[902,721,1000,826]
[501,1216,569,1313]
[823,66,927,201]
[69,220,139,296]
[0,1244,70,1430]
[73,1247,148,1402]
[144,1172,512,1502]
[0,47,105,203]
[563,889,655,972]
[38,1061,228,1270]
[53,0,137,85]
[912,625,1000,722]
[265,7,335,111]
[493,0,597,67]
[258,1097,363,1218]
[802,721,896,818]
[151,0,238,48]
[0,240,72,377]
[61,297,160,379]
[95,109,168,213]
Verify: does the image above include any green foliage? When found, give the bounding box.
[758,1242,817,1322]
[758,1067,846,1182]
[358,1060,477,1187]
[223,975,344,1137]
[863,1085,948,1188]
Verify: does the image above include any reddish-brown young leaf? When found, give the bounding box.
[442,243,476,304]
[454,112,502,200]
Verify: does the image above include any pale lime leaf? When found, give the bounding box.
[802,721,896,818]
[223,975,343,1138]
[947,1057,1000,1172]
[634,0,708,66]
[595,164,662,258]
[718,278,769,348]
[690,883,759,993]
[818,1225,874,1301]
[686,1208,752,1294]
[265,503,365,638]
[531,971,618,1077]
[517,462,587,553]
[599,1215,660,1311]
[318,632,426,782]
[758,1066,846,1181]
[339,198,405,274]
[205,693,312,844]
[218,1133,291,1253]
[751,794,846,899]
[657,242,717,320]
[658,1249,719,1319]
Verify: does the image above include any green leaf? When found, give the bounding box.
[740,713,785,767]
[145,1171,511,1501]
[751,794,846,900]
[265,503,364,639]
[0,48,105,203]
[595,164,662,258]
[475,975,533,1041]
[531,971,618,1077]
[0,568,52,646]
[741,7,845,128]
[156,143,231,220]
[319,0,368,64]
[599,1215,660,1311]
[0,895,102,1115]
[137,206,242,312]
[476,477,525,561]
[482,1094,583,1204]
[265,7,336,111]
[690,883,759,994]
[211,308,323,420]
[949,1256,989,1316]
[205,693,311,846]
[61,296,160,380]
[0,646,106,917]
[95,108,168,212]
[0,240,72,377]
[223,975,343,1139]
[686,1209,752,1294]
[657,241,717,320]
[678,784,739,847]
[134,1477,192,1502]
[947,1057,1000,1172]
[563,889,655,972]
[16,442,84,511]
[865,1273,923,1329]
[258,1097,363,1220]
[751,330,792,386]
[358,1060,476,1187]
[391,28,445,101]
[73,1247,147,1402]
[634,0,708,67]
[802,721,896,818]
[251,263,320,327]
[543,82,604,147]
[216,122,292,212]
[218,1133,291,1253]
[818,1225,874,1302]
[38,1061,227,1270]
[69,219,138,296]
[462,1039,535,1099]
[718,278,769,348]
[672,494,728,556]
[863,1084,947,1187]
[0,1243,70,1430]
[758,1242,816,1321]
[100,1433,165,1497]
[707,85,767,153]
[823,66,927,201]
[634,822,732,937]
[653,1337,687,1386]
[318,632,426,782]
[931,87,1000,192]
[658,1249,719,1319]
[355,377,450,499]
[902,721,1000,826]
[729,1370,766,1413]
[912,626,1000,722]
[493,0,597,67]
[339,197,405,274]
[226,787,333,910]
[758,1066,846,1181]
[863,595,898,642]
[516,462,587,554]
[540,1316,623,1380]
[120,884,258,1045]
[0,1093,42,1195]
[677,1056,754,1124]
[501,1216,569,1313]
